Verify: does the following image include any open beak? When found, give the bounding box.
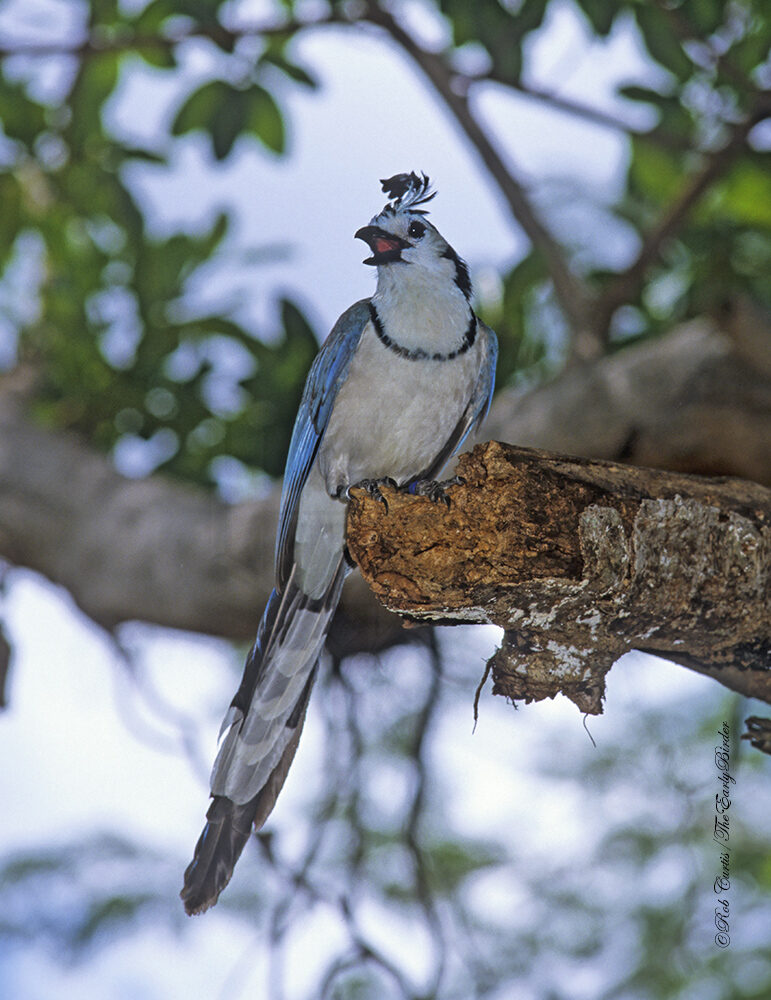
[355,225,411,265]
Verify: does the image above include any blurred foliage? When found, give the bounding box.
[1,640,770,999]
[0,0,769,482]
[0,834,178,954]
[0,0,771,1000]
[0,1,770,991]
[0,0,321,485]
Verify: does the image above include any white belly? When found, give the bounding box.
[318,322,482,494]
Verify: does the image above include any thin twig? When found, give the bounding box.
[473,658,492,731]
[594,97,770,334]
[484,73,692,151]
[0,15,341,59]
[403,632,447,995]
[0,16,688,152]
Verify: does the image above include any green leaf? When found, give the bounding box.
[136,42,177,70]
[0,854,64,883]
[88,0,122,26]
[682,0,724,35]
[424,838,504,895]
[171,80,226,137]
[731,18,771,78]
[618,84,672,106]
[173,0,229,20]
[65,53,120,152]
[628,138,685,205]
[74,894,156,948]
[210,88,250,160]
[437,0,543,82]
[172,81,274,160]
[485,251,551,386]
[132,0,177,34]
[575,0,618,36]
[0,173,21,268]
[0,79,47,147]
[246,84,285,154]
[260,51,318,89]
[634,6,693,81]
[115,145,167,164]
[704,160,771,229]
[634,3,694,81]
[280,298,317,352]
[618,84,695,145]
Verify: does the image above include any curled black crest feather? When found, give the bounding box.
[380,172,436,215]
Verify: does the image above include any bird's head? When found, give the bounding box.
[355,172,472,300]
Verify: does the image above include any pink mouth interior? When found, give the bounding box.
[374,237,400,253]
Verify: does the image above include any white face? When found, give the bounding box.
[371,210,446,263]
[357,209,471,298]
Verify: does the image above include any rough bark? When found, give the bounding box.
[346,441,771,714]
[0,305,768,664]
[484,300,771,486]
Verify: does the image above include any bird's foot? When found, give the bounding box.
[347,477,397,512]
[404,475,465,509]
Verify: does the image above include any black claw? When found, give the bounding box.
[348,477,397,512]
[406,475,464,509]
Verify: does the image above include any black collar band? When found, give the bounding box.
[369,302,476,361]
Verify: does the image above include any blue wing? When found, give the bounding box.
[274,299,371,589]
[466,319,498,440]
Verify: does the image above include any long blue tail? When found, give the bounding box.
[181,563,346,915]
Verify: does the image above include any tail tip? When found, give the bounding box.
[180,859,220,916]
[180,794,256,916]
[180,885,217,917]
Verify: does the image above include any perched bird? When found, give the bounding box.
[181,172,498,915]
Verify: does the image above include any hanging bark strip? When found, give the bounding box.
[346,441,770,715]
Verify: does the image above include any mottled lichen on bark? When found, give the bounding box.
[346,442,771,715]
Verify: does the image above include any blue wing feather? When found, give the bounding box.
[274,299,370,588]
[474,320,498,431]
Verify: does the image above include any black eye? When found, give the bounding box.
[408,220,426,239]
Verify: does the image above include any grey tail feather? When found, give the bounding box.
[180,703,308,916]
[181,561,346,916]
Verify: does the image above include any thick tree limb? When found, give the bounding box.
[0,369,399,657]
[0,369,274,639]
[484,302,771,486]
[0,307,768,658]
[346,442,770,714]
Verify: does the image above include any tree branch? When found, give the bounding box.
[1,304,767,654]
[594,96,771,336]
[346,441,771,714]
[480,73,692,151]
[0,15,687,152]
[483,302,771,487]
[0,15,343,59]
[0,368,402,657]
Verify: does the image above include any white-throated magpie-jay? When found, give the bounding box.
[181,172,498,914]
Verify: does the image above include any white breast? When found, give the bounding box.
[318,320,484,494]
